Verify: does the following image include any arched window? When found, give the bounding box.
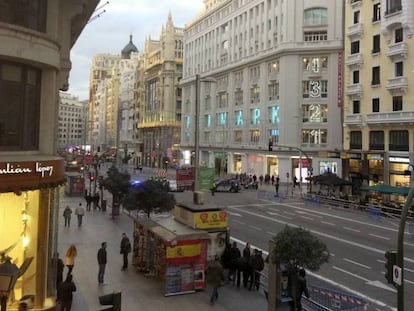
[304,8,327,26]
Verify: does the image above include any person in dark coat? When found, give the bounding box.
[206,255,224,305]
[97,242,107,285]
[120,233,131,270]
[249,249,265,291]
[85,193,92,211]
[228,242,241,284]
[53,252,64,290]
[296,268,310,311]
[57,273,76,311]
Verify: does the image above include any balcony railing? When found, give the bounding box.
[386,42,408,59]
[345,84,363,97]
[346,23,364,37]
[386,76,408,93]
[344,114,363,125]
[366,110,414,124]
[345,53,363,67]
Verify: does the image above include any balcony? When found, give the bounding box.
[344,114,363,126]
[366,111,414,125]
[345,53,363,68]
[386,42,408,59]
[345,83,363,97]
[386,76,408,93]
[346,23,364,38]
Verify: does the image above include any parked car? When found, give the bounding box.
[213,179,241,192]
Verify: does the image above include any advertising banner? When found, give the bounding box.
[194,211,228,229]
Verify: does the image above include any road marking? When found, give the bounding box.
[228,211,242,217]
[300,216,314,221]
[233,220,245,225]
[343,258,372,269]
[266,231,276,236]
[248,224,262,231]
[343,226,361,233]
[369,233,390,241]
[283,211,295,216]
[321,221,335,226]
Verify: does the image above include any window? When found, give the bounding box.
[268,83,279,101]
[250,108,260,125]
[373,3,381,21]
[303,8,328,26]
[269,129,279,145]
[372,66,380,85]
[303,31,327,42]
[353,70,360,84]
[0,0,47,32]
[395,62,403,77]
[392,96,403,111]
[389,130,409,151]
[353,100,360,114]
[350,131,362,149]
[372,98,380,112]
[351,41,360,54]
[395,28,403,43]
[369,131,384,150]
[353,11,360,24]
[372,35,380,53]
[0,61,41,150]
[234,110,244,126]
[250,86,260,103]
[216,112,228,126]
[235,89,243,106]
[385,0,402,15]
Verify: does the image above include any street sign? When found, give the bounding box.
[393,265,402,286]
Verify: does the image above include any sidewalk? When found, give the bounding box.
[59,193,268,311]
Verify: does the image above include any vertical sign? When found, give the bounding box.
[337,52,343,107]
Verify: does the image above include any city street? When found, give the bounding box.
[174,184,411,311]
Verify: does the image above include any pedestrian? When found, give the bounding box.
[94,193,100,210]
[293,176,297,188]
[57,273,76,311]
[74,203,85,227]
[249,249,265,291]
[53,252,64,290]
[85,193,92,211]
[206,255,224,305]
[63,206,72,228]
[242,242,251,287]
[120,233,131,270]
[275,182,280,196]
[65,244,77,274]
[296,268,310,311]
[228,241,241,284]
[97,242,107,285]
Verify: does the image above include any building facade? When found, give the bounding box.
[181,0,344,182]
[343,0,414,202]
[57,92,87,151]
[0,1,98,310]
[137,13,184,168]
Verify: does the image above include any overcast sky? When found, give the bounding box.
[69,0,204,101]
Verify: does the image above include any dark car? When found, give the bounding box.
[213,179,241,192]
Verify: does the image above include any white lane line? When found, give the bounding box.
[405,267,414,273]
[301,216,314,221]
[343,226,361,233]
[266,231,276,236]
[321,221,335,226]
[343,258,372,270]
[369,233,390,241]
[283,211,295,216]
[248,224,262,231]
[233,220,245,225]
[405,279,414,285]
[404,242,414,248]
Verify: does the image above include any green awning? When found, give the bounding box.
[360,184,410,195]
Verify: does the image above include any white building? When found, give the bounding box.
[58,92,87,150]
[181,0,344,182]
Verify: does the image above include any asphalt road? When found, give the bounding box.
[173,185,413,311]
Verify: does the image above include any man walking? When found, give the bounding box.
[296,268,310,311]
[74,203,85,227]
[206,255,224,305]
[63,206,72,228]
[57,273,76,311]
[120,233,131,270]
[97,242,107,285]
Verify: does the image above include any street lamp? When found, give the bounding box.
[0,256,20,311]
[194,74,216,192]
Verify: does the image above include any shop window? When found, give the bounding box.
[350,131,362,149]
[0,61,41,151]
[389,130,408,151]
[369,130,384,150]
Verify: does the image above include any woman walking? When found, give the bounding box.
[65,244,77,274]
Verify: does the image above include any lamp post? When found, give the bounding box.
[0,256,20,311]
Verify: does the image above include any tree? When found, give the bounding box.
[271,225,329,272]
[100,166,131,204]
[122,179,176,218]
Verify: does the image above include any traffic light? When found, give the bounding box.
[385,250,397,284]
[90,174,95,182]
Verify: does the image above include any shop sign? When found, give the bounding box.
[366,154,383,160]
[389,157,409,163]
[194,211,227,229]
[0,159,64,191]
[341,152,362,159]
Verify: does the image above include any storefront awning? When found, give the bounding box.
[360,184,410,195]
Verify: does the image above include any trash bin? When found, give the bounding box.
[102,200,107,212]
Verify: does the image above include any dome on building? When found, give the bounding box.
[121,35,138,59]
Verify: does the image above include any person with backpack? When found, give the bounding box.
[120,233,131,270]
